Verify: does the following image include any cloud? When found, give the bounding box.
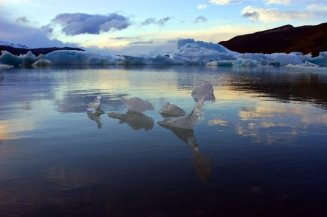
[0,15,72,48]
[241,6,310,22]
[50,13,130,35]
[129,40,154,45]
[265,0,291,5]
[209,0,231,5]
[16,16,29,23]
[194,16,208,23]
[197,4,208,10]
[307,3,327,14]
[141,17,171,27]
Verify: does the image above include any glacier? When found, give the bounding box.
[1,39,327,68]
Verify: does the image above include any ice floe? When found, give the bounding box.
[87,95,102,113]
[122,97,154,113]
[160,103,186,117]
[158,81,215,130]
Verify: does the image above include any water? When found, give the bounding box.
[0,66,327,217]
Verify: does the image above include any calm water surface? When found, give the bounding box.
[0,66,327,217]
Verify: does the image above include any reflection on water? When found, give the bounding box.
[108,111,154,131]
[0,66,327,217]
[159,125,213,182]
[87,110,104,129]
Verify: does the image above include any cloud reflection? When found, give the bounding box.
[236,102,327,143]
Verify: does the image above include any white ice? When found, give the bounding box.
[171,39,236,65]
[191,81,215,103]
[122,97,154,113]
[160,103,186,116]
[158,81,215,129]
[1,39,327,67]
[87,95,102,113]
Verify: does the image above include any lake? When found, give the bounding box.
[0,66,327,217]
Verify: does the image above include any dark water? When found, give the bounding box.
[0,66,327,217]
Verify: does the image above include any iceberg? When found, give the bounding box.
[233,58,258,68]
[237,52,309,67]
[157,101,203,129]
[118,55,181,65]
[122,97,154,113]
[87,95,102,113]
[1,38,326,67]
[191,81,215,103]
[44,51,120,65]
[0,51,24,67]
[206,60,234,67]
[171,39,236,65]
[160,103,186,117]
[307,52,327,67]
[158,81,215,129]
[32,58,53,67]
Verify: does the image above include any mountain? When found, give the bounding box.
[0,45,85,56]
[0,40,28,49]
[219,23,327,56]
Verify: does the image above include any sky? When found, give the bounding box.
[0,0,326,55]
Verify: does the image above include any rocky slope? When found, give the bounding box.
[219,23,327,56]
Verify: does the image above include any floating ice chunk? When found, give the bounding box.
[108,111,154,131]
[160,103,186,117]
[32,58,53,67]
[268,53,306,66]
[0,51,23,67]
[0,51,39,67]
[44,50,120,65]
[285,62,327,71]
[87,95,102,113]
[118,55,180,65]
[191,81,215,103]
[206,60,234,67]
[158,81,215,129]
[307,52,327,67]
[122,97,154,113]
[177,39,231,53]
[238,52,310,67]
[21,51,37,67]
[0,64,13,69]
[157,100,203,130]
[233,58,258,67]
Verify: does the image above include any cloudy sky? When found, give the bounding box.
[0,0,326,54]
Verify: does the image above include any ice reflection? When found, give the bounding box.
[87,111,104,129]
[160,126,213,181]
[158,81,215,181]
[108,111,154,131]
[55,91,126,113]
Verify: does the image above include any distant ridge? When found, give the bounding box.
[0,45,85,56]
[219,22,327,56]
